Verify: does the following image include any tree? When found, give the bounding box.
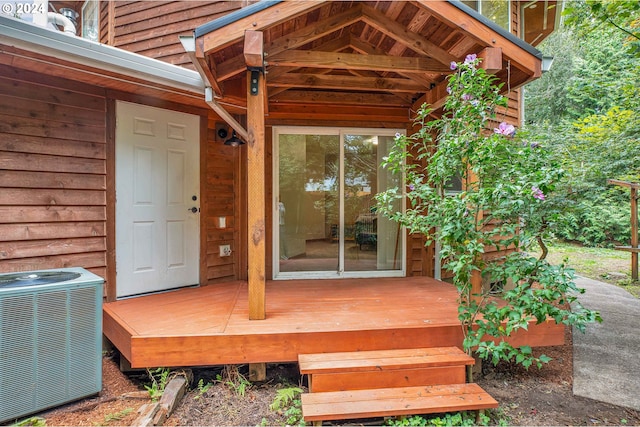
[564,0,640,57]
[524,1,640,246]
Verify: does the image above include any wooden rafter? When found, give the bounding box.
[201,2,325,54]
[268,50,450,73]
[360,4,456,66]
[268,73,424,93]
[216,5,363,82]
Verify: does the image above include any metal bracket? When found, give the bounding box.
[248,67,264,96]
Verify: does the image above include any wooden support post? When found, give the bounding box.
[249,363,267,382]
[631,186,638,281]
[245,30,266,320]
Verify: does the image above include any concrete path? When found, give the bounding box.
[572,276,640,411]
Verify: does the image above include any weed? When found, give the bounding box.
[194,378,213,400]
[12,417,46,427]
[216,365,252,397]
[386,411,490,426]
[270,386,304,426]
[145,367,171,401]
[102,408,133,424]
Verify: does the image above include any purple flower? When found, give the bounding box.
[462,93,473,101]
[446,86,452,94]
[532,186,545,201]
[530,142,539,149]
[470,99,480,107]
[408,184,415,191]
[494,122,516,137]
[395,132,402,139]
[450,61,458,70]
[464,53,477,64]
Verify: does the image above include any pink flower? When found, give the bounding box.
[532,186,545,201]
[494,122,515,136]
[464,53,477,64]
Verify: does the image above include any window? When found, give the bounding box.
[462,0,511,31]
[81,0,99,42]
[273,127,405,279]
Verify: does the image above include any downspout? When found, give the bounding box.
[47,12,76,35]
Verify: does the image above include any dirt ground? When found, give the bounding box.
[25,328,640,427]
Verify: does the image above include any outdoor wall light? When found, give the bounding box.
[542,56,554,73]
[224,131,245,147]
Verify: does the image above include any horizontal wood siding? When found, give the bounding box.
[204,117,240,283]
[109,1,244,67]
[0,65,107,279]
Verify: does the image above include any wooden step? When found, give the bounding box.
[301,383,498,423]
[299,347,474,392]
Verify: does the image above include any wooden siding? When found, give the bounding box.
[204,117,241,283]
[105,1,245,67]
[0,64,108,279]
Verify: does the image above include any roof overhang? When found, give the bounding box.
[0,14,206,105]
[189,0,544,120]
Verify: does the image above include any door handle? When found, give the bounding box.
[188,207,199,213]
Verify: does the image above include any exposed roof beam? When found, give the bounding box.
[268,49,450,73]
[268,73,424,93]
[360,4,456,66]
[217,5,362,81]
[271,90,411,107]
[200,1,324,54]
[348,35,437,89]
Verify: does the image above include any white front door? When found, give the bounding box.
[115,101,200,298]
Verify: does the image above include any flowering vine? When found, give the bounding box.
[376,55,601,370]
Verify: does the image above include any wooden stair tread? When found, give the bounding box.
[299,347,473,373]
[301,383,498,422]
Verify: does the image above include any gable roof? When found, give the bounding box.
[190,0,544,115]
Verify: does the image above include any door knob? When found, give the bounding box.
[188,207,199,213]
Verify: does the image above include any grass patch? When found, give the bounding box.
[531,242,639,298]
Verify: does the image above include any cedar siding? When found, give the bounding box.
[0,64,107,279]
[103,1,245,68]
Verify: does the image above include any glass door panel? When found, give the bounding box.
[344,134,402,272]
[278,133,340,273]
[275,128,404,278]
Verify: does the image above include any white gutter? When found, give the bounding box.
[0,14,204,95]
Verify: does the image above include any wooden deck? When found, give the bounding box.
[103,277,564,368]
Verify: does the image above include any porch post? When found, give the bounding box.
[245,30,267,320]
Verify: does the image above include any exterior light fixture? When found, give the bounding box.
[542,56,554,73]
[224,131,245,147]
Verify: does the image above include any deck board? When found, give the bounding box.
[103,277,564,368]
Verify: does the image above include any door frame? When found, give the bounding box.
[272,125,406,280]
[109,99,205,299]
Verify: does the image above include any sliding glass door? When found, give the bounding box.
[274,127,404,279]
